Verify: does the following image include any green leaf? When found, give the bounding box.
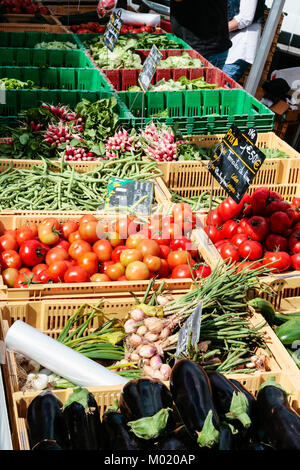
[127,407,172,440]
[19,133,30,145]
[62,387,90,412]
[103,398,119,416]
[225,392,251,428]
[197,410,220,448]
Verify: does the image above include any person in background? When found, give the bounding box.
[222,0,265,82]
[170,0,232,69]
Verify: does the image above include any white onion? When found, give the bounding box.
[130,352,140,362]
[129,334,142,347]
[139,344,157,358]
[137,325,148,336]
[144,332,158,342]
[130,308,145,321]
[124,319,139,334]
[160,364,172,381]
[150,355,162,371]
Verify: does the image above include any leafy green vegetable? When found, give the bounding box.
[34,41,77,50]
[84,33,183,51]
[0,78,40,90]
[129,76,217,93]
[261,148,290,159]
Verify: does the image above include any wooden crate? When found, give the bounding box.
[0,14,68,33]
[45,4,96,16]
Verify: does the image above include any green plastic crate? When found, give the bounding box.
[0,48,94,68]
[0,66,113,91]
[118,89,275,134]
[0,90,133,127]
[0,32,81,49]
[75,32,192,50]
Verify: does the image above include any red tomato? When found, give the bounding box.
[19,240,47,266]
[53,239,70,252]
[48,261,68,283]
[77,252,99,275]
[167,250,192,269]
[38,224,60,245]
[32,263,48,277]
[143,255,161,272]
[125,261,150,281]
[262,251,291,273]
[78,214,97,225]
[291,253,300,270]
[38,270,51,284]
[25,222,38,238]
[158,259,170,278]
[108,232,124,248]
[3,230,17,241]
[161,223,182,241]
[217,197,243,222]
[170,236,196,256]
[96,220,113,239]
[79,221,99,244]
[137,239,160,257]
[204,225,223,244]
[115,217,139,239]
[288,230,300,254]
[19,267,32,276]
[222,220,239,239]
[93,239,113,261]
[2,268,19,287]
[14,272,40,288]
[16,227,35,246]
[159,245,171,259]
[292,197,300,208]
[0,234,18,252]
[69,240,92,261]
[205,210,223,227]
[244,216,269,242]
[111,245,127,263]
[61,221,79,240]
[118,275,128,281]
[193,263,211,279]
[270,211,292,234]
[68,231,82,244]
[99,260,114,274]
[236,261,262,274]
[64,266,90,283]
[106,263,125,281]
[45,247,69,266]
[230,233,248,248]
[171,264,193,279]
[125,233,146,249]
[238,240,263,261]
[219,243,240,263]
[265,234,288,252]
[172,203,193,228]
[40,217,60,231]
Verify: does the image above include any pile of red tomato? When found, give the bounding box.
[0,203,211,288]
[205,189,300,273]
[71,23,160,34]
[0,0,49,15]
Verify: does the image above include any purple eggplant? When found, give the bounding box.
[27,390,68,450]
[157,425,199,450]
[102,411,145,450]
[170,359,220,449]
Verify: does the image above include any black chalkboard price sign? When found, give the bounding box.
[175,302,203,360]
[103,9,123,52]
[208,125,266,204]
[138,45,163,93]
[105,177,154,215]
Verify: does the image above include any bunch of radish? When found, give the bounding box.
[141,123,178,162]
[44,123,83,147]
[64,146,97,161]
[104,129,141,160]
[124,301,180,381]
[42,104,80,123]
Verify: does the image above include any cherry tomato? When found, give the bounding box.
[0,234,18,252]
[39,269,51,284]
[238,240,263,261]
[48,261,68,283]
[68,230,82,244]
[262,251,291,273]
[61,221,79,240]
[40,217,61,231]
[193,263,211,279]
[91,273,110,282]
[45,247,69,266]
[79,221,99,244]
[16,227,35,246]
[106,262,125,281]
[170,236,196,255]
[53,239,70,252]
[171,264,193,279]
[291,253,300,270]
[14,272,40,288]
[77,252,99,275]
[2,268,19,287]
[38,224,60,245]
[143,255,161,272]
[125,233,146,249]
[107,231,124,248]
[222,220,239,239]
[230,234,248,248]
[69,240,92,261]
[217,197,243,222]
[204,225,223,244]
[19,240,47,266]
[205,210,223,227]
[79,215,97,225]
[99,260,114,274]
[111,245,127,263]
[137,239,161,257]
[125,261,150,281]
[159,245,171,259]
[64,266,90,283]
[120,249,143,267]
[32,264,48,277]
[93,239,112,261]
[167,250,192,269]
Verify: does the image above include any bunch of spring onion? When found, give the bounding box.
[124,262,274,379]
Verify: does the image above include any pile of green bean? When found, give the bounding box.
[0,157,162,211]
[171,190,226,211]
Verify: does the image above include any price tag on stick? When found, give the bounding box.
[176,302,203,360]
[138,45,163,93]
[105,177,154,215]
[207,125,266,204]
[103,8,123,52]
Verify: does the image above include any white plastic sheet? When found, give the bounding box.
[5,321,128,387]
[118,8,160,26]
